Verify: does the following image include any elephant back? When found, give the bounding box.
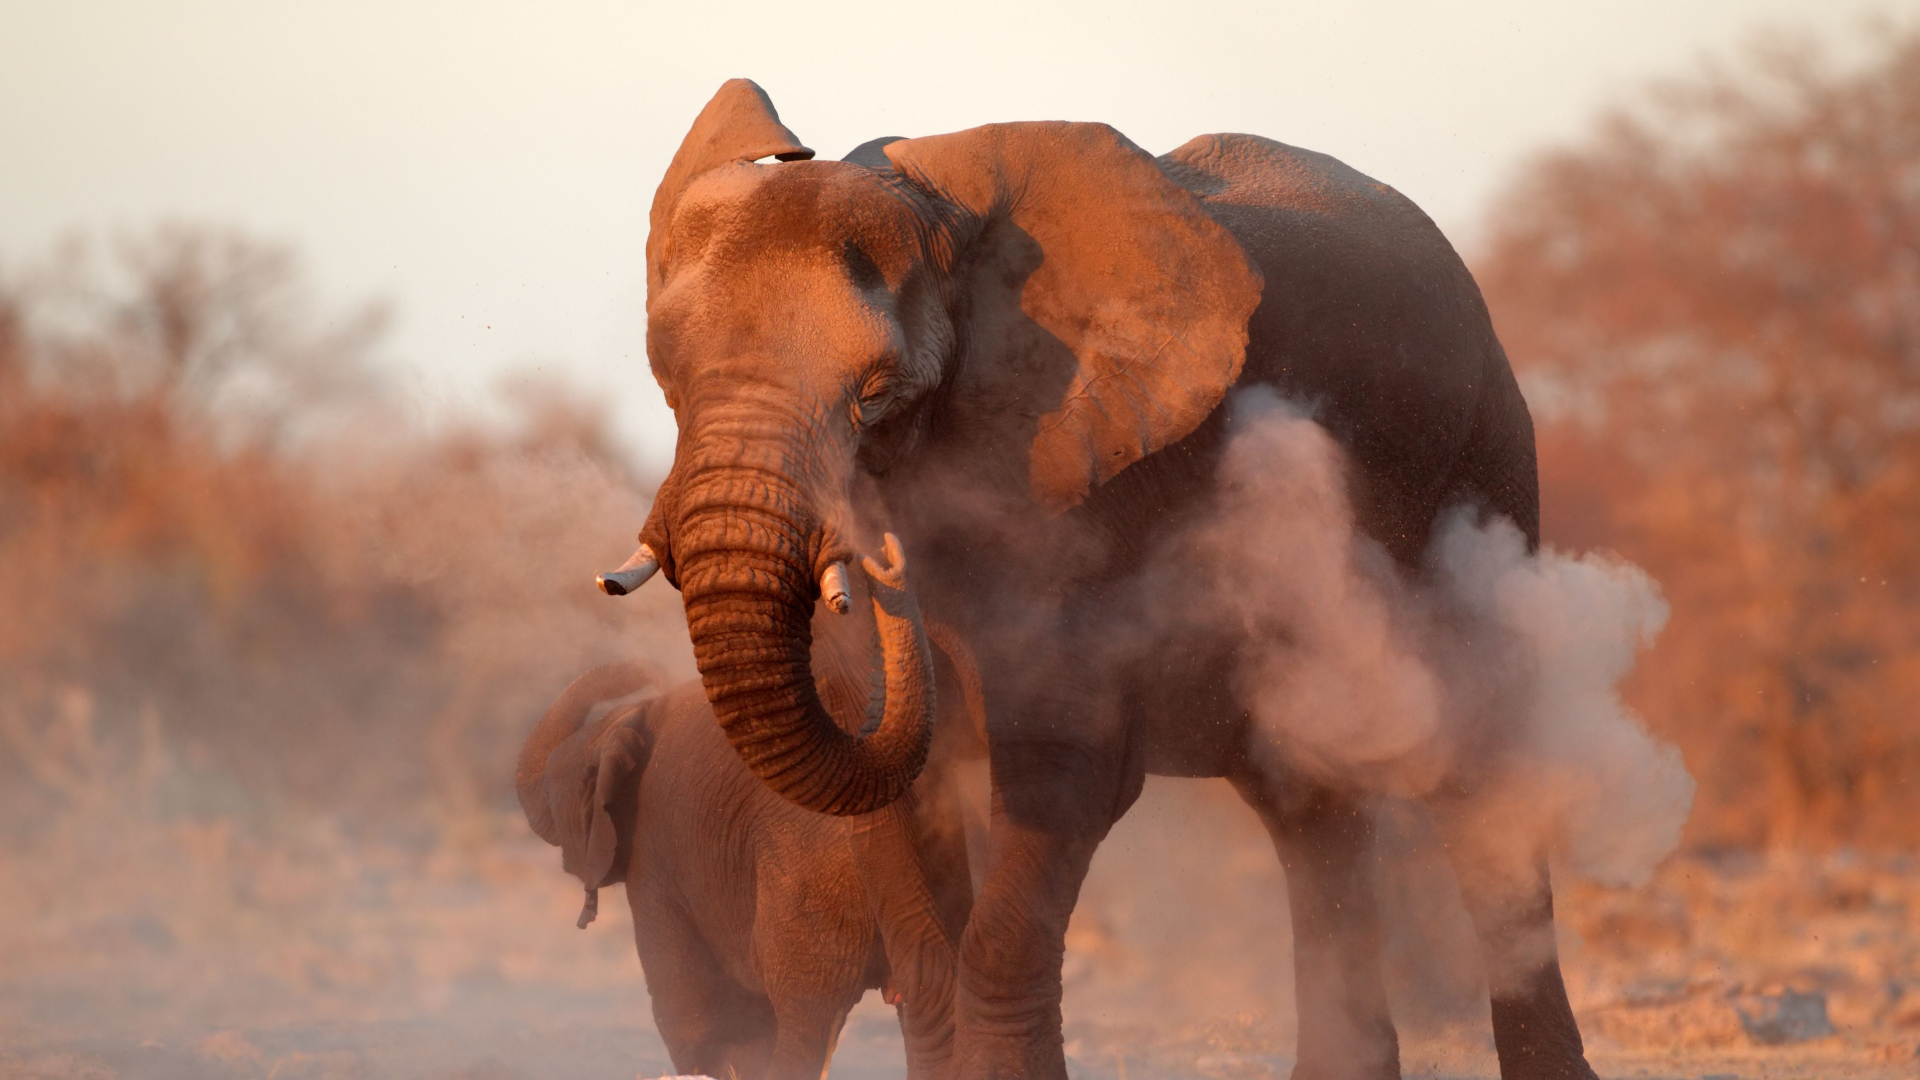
[1159,133,1515,564]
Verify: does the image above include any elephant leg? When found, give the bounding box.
[752,880,868,1080]
[1430,809,1597,1080]
[723,1021,780,1080]
[953,734,1139,1080]
[852,795,959,1078]
[652,967,776,1080]
[765,998,852,1080]
[635,899,775,1080]
[1231,771,1400,1080]
[900,996,957,1080]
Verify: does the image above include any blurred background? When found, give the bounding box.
[2,3,1917,1078]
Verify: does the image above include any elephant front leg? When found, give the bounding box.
[953,738,1133,1080]
[639,924,776,1080]
[850,795,960,1079]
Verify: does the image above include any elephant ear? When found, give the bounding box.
[542,710,650,927]
[884,123,1263,512]
[518,662,655,846]
[647,78,814,297]
[579,722,648,890]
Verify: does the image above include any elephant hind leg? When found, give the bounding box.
[1230,769,1400,1080]
[1431,810,1598,1080]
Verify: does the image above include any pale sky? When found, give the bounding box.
[3,0,1911,466]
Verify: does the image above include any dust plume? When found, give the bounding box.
[1044,389,1693,1072]
[1174,387,1693,892]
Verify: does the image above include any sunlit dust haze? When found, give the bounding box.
[6,5,1920,1080]
[1164,389,1693,897]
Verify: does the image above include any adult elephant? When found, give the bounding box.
[617,78,1593,1080]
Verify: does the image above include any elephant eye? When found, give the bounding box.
[851,369,893,431]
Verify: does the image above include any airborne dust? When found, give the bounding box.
[0,230,1690,1079]
[1177,389,1694,897]
[12,21,1920,1069]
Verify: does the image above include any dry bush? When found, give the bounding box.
[0,226,692,839]
[1478,24,1920,850]
[0,234,698,1069]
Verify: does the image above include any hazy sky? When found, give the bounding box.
[3,0,1910,465]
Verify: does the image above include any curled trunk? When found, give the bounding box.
[676,466,935,816]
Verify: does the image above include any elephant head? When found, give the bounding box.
[637,79,1263,815]
[517,662,657,927]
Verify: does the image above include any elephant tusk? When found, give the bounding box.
[596,544,660,596]
[821,562,851,614]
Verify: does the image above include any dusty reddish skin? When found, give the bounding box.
[519,559,984,1080]
[636,78,1591,1080]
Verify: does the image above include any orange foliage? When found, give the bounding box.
[1479,28,1920,849]
[0,228,689,833]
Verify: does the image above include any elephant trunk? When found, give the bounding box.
[673,449,935,816]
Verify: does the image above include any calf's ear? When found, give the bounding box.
[579,723,648,893]
[518,662,654,845]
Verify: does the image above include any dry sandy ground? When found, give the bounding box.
[2,778,1915,1080]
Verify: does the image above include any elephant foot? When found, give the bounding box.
[1489,1028,1600,1080]
[1492,1042,1600,1080]
[1490,971,1600,1080]
[1286,976,1401,1080]
[1288,1039,1399,1080]
[1289,1063,1399,1080]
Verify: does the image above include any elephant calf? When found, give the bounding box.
[517,551,975,1080]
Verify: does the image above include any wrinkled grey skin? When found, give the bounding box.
[632,79,1596,1080]
[518,576,980,1080]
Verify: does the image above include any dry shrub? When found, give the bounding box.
[1478,23,1920,850]
[0,226,697,1068]
[0,225,692,839]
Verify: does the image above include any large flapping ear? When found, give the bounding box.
[646,79,814,297]
[885,123,1263,512]
[842,136,905,168]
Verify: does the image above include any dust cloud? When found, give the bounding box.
[1171,388,1692,892]
[1047,388,1694,1075]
